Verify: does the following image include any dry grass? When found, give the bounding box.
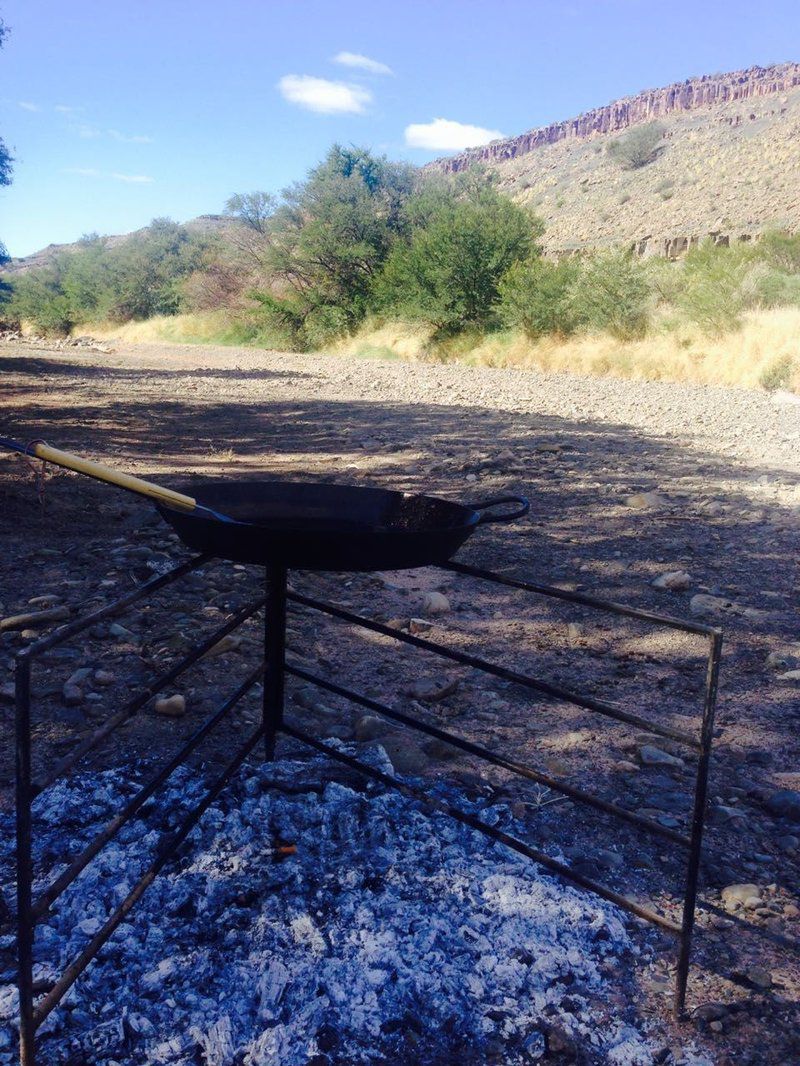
[72,309,800,392]
[75,312,239,345]
[334,310,800,391]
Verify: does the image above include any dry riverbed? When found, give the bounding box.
[0,337,798,1064]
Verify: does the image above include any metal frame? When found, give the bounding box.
[14,556,721,1064]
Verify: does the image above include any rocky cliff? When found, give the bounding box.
[432,63,800,174]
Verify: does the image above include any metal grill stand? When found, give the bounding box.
[13,556,721,1065]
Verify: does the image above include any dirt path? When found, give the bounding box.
[1,338,799,1064]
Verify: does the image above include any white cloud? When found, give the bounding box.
[18,101,40,112]
[63,167,154,184]
[76,124,102,139]
[332,51,392,76]
[111,172,154,183]
[404,117,504,151]
[55,104,81,114]
[108,129,153,144]
[278,74,371,114]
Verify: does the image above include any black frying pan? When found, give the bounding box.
[1,436,529,571]
[157,480,529,570]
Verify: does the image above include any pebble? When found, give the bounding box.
[408,618,433,635]
[421,591,450,616]
[721,883,762,910]
[692,1004,728,1025]
[154,694,187,717]
[62,682,84,707]
[0,605,70,632]
[777,669,800,683]
[638,744,684,768]
[404,678,459,703]
[354,715,393,741]
[567,622,584,641]
[109,622,137,641]
[652,570,692,591]
[764,789,800,822]
[206,634,243,657]
[766,645,800,671]
[93,669,116,686]
[626,491,668,510]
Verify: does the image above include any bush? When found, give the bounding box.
[376,179,541,334]
[566,251,651,340]
[759,354,796,391]
[499,257,581,338]
[676,241,754,334]
[607,122,666,170]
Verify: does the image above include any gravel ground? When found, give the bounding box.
[0,337,799,1065]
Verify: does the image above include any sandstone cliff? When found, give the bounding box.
[431,63,800,174]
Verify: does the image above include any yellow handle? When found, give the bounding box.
[31,443,197,512]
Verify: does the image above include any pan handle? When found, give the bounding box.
[0,435,198,512]
[468,495,530,524]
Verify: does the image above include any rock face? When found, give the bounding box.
[432,63,800,174]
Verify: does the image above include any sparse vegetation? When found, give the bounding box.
[607,122,666,170]
[2,137,800,392]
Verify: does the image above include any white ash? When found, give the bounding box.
[0,748,705,1064]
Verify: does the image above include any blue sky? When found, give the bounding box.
[1,0,798,256]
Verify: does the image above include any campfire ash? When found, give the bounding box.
[0,746,707,1065]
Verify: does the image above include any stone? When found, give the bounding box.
[652,570,692,591]
[93,669,116,687]
[567,623,584,641]
[62,682,84,707]
[777,670,800,683]
[0,606,70,632]
[380,737,429,775]
[421,591,450,616]
[354,715,393,742]
[638,745,684,768]
[0,682,14,705]
[154,694,186,717]
[408,618,433,635]
[766,645,800,671]
[206,634,242,657]
[693,1002,728,1023]
[404,678,459,703]
[626,492,668,510]
[721,883,761,910]
[109,622,137,641]
[27,594,61,608]
[764,789,800,821]
[421,738,458,761]
[689,594,733,617]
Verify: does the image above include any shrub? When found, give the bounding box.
[566,251,652,340]
[499,257,581,338]
[759,354,796,391]
[376,179,541,335]
[607,122,666,170]
[675,241,754,334]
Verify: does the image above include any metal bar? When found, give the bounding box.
[32,664,265,920]
[32,724,264,1029]
[288,592,700,750]
[33,594,267,795]
[282,722,682,935]
[20,555,208,661]
[286,663,690,847]
[673,630,723,1017]
[263,567,287,761]
[15,657,35,1066]
[444,561,720,638]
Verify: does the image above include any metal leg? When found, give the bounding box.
[16,655,35,1066]
[674,630,723,1018]
[263,566,287,760]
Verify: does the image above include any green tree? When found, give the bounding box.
[232,146,417,345]
[377,177,542,334]
[499,257,581,338]
[607,122,666,170]
[566,250,651,340]
[0,20,12,188]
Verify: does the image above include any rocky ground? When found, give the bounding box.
[0,337,798,1064]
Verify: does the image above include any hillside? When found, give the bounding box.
[429,62,800,255]
[3,214,236,276]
